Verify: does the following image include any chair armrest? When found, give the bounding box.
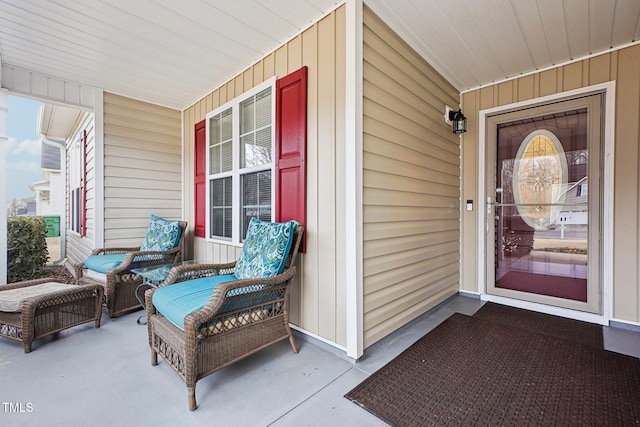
[108,247,183,274]
[162,262,237,286]
[90,246,141,256]
[143,261,240,330]
[183,267,297,334]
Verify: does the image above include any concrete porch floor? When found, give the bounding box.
[1,294,639,426]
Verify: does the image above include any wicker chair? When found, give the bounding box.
[145,224,303,411]
[76,219,187,318]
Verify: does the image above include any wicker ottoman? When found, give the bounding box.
[0,278,103,353]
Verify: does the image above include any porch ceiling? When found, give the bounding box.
[1,0,639,110]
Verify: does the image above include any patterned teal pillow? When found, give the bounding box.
[139,214,182,252]
[234,218,297,279]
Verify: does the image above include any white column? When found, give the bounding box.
[345,0,364,359]
[0,88,9,284]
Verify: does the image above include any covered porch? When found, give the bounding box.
[2,295,638,425]
[1,2,640,423]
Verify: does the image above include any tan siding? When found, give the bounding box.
[315,11,337,339]
[362,6,460,348]
[461,44,640,323]
[613,47,640,321]
[103,92,181,247]
[183,6,347,346]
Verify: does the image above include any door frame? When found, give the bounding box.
[476,82,615,325]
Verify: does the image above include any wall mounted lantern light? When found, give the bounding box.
[444,105,468,134]
[448,108,467,134]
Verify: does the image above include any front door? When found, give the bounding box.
[486,94,602,313]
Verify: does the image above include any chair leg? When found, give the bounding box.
[188,386,197,411]
[23,342,32,354]
[288,334,298,354]
[151,349,158,366]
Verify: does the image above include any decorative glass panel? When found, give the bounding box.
[513,130,568,230]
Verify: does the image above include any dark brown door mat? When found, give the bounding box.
[474,302,603,348]
[345,313,640,427]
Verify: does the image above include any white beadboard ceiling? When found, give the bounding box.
[1,0,639,110]
[367,0,640,93]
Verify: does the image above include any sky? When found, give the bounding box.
[5,95,43,201]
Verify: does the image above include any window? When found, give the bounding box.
[68,129,87,236]
[206,80,275,242]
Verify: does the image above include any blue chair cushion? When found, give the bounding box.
[234,218,297,280]
[140,214,182,252]
[83,254,126,273]
[152,274,237,329]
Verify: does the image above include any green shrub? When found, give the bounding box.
[7,216,49,283]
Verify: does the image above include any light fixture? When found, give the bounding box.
[448,108,467,134]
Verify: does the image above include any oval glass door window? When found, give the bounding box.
[513,129,568,230]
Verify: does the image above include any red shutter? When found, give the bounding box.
[275,66,307,252]
[194,120,206,238]
[79,129,87,237]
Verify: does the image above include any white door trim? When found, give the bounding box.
[477,81,615,325]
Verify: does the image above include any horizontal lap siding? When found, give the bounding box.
[66,112,96,266]
[183,6,347,347]
[103,93,181,247]
[461,45,640,323]
[362,6,460,347]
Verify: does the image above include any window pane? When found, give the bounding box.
[220,109,233,141]
[255,88,271,128]
[240,96,255,134]
[241,170,272,239]
[210,108,233,174]
[209,145,220,174]
[221,140,232,172]
[255,127,272,163]
[240,134,254,168]
[242,172,257,205]
[210,116,220,145]
[258,171,272,205]
[210,177,232,239]
[241,126,271,168]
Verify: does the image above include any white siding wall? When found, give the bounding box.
[49,171,65,215]
[103,93,182,247]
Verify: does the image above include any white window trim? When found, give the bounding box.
[205,77,276,245]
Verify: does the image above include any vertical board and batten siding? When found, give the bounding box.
[362,7,461,348]
[66,112,96,266]
[103,93,182,247]
[183,6,347,347]
[461,44,640,323]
